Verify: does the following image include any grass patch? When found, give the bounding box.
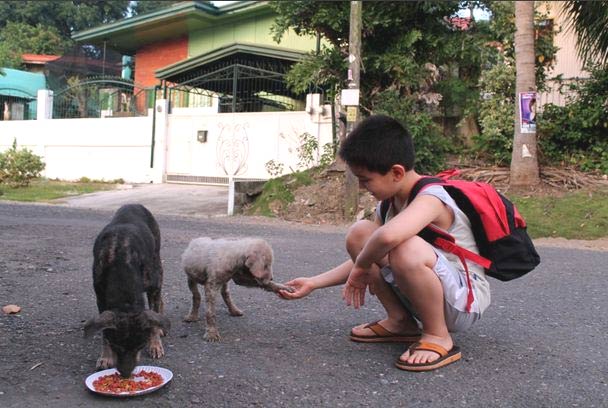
[247,171,313,217]
[511,190,608,240]
[0,178,120,202]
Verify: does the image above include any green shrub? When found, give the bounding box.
[247,171,313,217]
[473,62,516,165]
[0,139,46,187]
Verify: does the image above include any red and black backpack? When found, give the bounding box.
[379,169,541,283]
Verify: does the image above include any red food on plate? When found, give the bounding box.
[92,369,164,394]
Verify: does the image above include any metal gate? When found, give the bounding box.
[52,77,156,119]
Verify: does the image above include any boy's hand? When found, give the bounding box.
[342,265,370,309]
[277,277,314,300]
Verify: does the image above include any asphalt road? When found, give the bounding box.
[0,201,606,408]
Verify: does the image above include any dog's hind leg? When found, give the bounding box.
[203,282,222,342]
[183,276,201,322]
[221,283,243,316]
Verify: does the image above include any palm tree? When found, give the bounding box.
[510,1,540,187]
[561,1,608,66]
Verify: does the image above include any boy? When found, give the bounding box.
[279,114,491,371]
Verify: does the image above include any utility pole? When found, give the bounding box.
[343,0,362,219]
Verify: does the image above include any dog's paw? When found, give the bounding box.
[148,340,165,359]
[96,356,114,370]
[266,281,295,293]
[204,330,221,342]
[183,314,199,322]
[281,285,295,293]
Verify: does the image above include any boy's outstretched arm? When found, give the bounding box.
[278,259,353,300]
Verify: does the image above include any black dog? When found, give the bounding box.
[84,204,170,377]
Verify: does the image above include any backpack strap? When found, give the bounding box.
[408,176,492,313]
[407,177,444,204]
[408,177,491,267]
[379,198,391,224]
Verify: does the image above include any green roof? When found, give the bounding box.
[156,42,305,79]
[0,68,46,99]
[72,1,272,55]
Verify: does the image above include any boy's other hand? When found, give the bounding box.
[342,266,370,309]
[277,277,314,300]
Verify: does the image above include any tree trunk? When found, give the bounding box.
[511,1,540,187]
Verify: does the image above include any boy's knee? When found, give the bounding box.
[346,220,377,253]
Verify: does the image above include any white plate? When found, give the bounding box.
[85,365,173,397]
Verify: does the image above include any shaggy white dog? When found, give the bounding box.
[181,237,291,341]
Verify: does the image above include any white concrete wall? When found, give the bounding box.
[165,110,333,181]
[0,102,334,184]
[0,115,157,183]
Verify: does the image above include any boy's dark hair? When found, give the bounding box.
[338,115,415,174]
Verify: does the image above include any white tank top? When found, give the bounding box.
[377,185,491,313]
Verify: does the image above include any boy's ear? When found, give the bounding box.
[390,165,407,181]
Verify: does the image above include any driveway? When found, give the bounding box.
[55,183,230,218]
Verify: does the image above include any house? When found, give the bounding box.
[0,68,46,121]
[537,1,591,108]
[0,1,333,186]
[20,54,61,74]
[72,1,321,114]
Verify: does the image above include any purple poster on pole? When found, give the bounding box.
[519,92,536,133]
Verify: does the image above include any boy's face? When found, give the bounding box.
[349,165,397,201]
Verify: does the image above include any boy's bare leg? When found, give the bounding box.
[390,236,453,364]
[346,220,420,336]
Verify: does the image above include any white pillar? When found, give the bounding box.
[149,98,169,183]
[227,175,235,216]
[37,90,53,120]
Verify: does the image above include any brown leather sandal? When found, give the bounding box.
[350,321,421,343]
[395,341,461,371]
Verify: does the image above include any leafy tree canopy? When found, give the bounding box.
[0,1,131,39]
[269,0,493,116]
[0,22,70,68]
[131,0,178,16]
[0,0,170,68]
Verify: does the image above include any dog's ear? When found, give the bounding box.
[140,310,171,335]
[245,253,267,280]
[245,241,273,280]
[83,310,116,338]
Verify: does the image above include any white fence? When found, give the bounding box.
[0,94,334,185]
[0,115,156,182]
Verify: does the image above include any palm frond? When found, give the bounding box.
[560,1,608,66]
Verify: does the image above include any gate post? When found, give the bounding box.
[149,98,169,183]
[37,90,53,120]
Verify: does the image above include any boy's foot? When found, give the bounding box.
[395,334,460,371]
[350,319,421,343]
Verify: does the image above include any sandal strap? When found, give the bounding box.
[408,341,448,357]
[364,321,394,337]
